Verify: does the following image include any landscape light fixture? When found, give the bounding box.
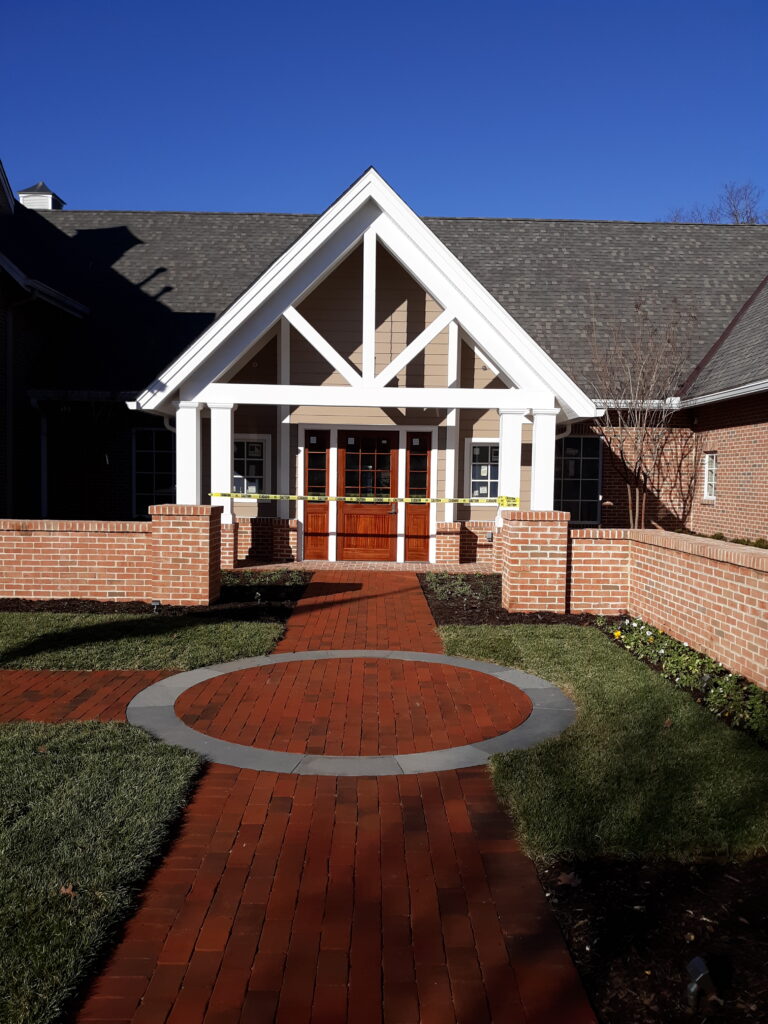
[151,599,161,615]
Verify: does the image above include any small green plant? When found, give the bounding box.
[600,616,768,743]
[423,572,475,604]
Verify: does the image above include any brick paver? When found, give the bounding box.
[2,572,596,1023]
[176,658,532,756]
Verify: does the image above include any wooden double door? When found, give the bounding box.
[302,430,431,562]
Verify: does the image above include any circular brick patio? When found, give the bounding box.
[127,650,576,775]
[175,658,534,756]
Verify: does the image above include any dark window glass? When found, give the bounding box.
[133,427,176,517]
[554,436,602,524]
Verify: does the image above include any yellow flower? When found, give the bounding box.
[613,630,622,638]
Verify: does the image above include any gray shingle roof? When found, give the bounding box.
[16,208,767,396]
[685,276,768,398]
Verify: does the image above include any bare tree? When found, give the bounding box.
[668,181,768,224]
[586,298,697,529]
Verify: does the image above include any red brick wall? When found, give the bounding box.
[569,529,629,613]
[627,531,768,689]
[435,522,461,563]
[0,505,221,606]
[459,521,496,565]
[688,395,768,541]
[498,510,570,612]
[221,517,299,567]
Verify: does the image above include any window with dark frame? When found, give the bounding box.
[133,427,175,517]
[470,444,499,499]
[233,439,265,495]
[554,435,601,524]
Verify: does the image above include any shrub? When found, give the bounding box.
[598,616,768,744]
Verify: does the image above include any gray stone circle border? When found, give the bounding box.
[126,650,576,776]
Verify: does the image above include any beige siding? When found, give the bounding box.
[375,244,444,383]
[296,245,363,374]
[226,334,278,384]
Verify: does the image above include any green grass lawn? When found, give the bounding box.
[0,722,202,1024]
[0,610,283,671]
[440,624,768,863]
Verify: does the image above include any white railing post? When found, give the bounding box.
[174,401,202,504]
[209,403,237,523]
[530,407,559,511]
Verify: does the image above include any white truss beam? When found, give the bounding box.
[373,309,454,387]
[283,305,363,386]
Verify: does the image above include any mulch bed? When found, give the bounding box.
[417,571,599,626]
[541,858,768,1023]
[0,571,312,620]
[420,572,768,1023]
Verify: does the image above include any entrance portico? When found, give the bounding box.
[129,169,596,564]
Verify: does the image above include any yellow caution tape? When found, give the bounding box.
[210,493,519,507]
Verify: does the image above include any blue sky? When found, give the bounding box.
[3,0,766,220]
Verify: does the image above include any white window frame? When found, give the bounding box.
[703,451,717,501]
[463,437,500,507]
[233,433,272,495]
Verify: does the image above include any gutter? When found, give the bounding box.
[0,252,89,317]
[678,378,768,408]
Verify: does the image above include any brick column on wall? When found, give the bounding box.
[498,509,570,612]
[149,504,221,606]
[436,522,462,563]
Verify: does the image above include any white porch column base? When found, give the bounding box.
[530,407,559,511]
[209,403,237,523]
[496,408,526,526]
[174,401,202,504]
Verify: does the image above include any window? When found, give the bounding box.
[703,452,717,500]
[554,436,601,524]
[233,436,270,495]
[133,427,175,516]
[469,442,499,500]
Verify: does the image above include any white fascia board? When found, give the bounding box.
[195,382,554,410]
[678,378,768,408]
[134,166,596,421]
[366,177,597,420]
[134,178,383,411]
[374,212,596,420]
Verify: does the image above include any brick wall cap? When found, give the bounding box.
[0,519,150,533]
[501,509,570,522]
[628,529,768,572]
[149,504,222,518]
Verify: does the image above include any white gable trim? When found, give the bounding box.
[131,169,597,420]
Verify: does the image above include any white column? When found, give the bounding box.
[530,407,559,511]
[497,408,526,524]
[209,403,237,523]
[362,228,377,382]
[175,401,202,504]
[444,320,460,522]
[277,317,290,518]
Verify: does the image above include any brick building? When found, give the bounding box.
[1,162,766,559]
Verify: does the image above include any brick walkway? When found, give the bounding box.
[176,658,532,756]
[1,572,595,1023]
